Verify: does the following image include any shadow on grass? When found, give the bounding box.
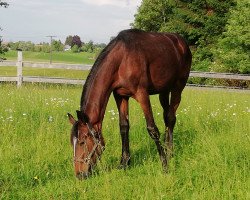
[93,127,197,177]
[127,128,197,170]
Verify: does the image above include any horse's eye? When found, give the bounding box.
[79,140,85,145]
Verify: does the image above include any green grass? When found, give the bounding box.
[4,50,96,64]
[0,84,249,199]
[0,66,89,79]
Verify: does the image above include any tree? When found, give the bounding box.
[133,0,236,71]
[0,0,8,8]
[0,1,9,60]
[41,43,50,53]
[52,40,64,51]
[8,41,34,51]
[71,45,79,53]
[133,0,173,32]
[72,35,82,48]
[82,40,94,53]
[211,0,250,74]
[134,0,235,46]
[65,35,73,46]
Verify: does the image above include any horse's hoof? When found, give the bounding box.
[118,159,130,170]
[117,164,128,170]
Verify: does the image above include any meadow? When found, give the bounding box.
[4,50,96,64]
[0,51,92,80]
[0,66,89,80]
[0,83,249,199]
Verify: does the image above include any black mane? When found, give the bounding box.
[80,36,117,111]
[80,29,145,111]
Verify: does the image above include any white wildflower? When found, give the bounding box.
[48,116,53,122]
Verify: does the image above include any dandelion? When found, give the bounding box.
[232,113,236,116]
[157,112,160,116]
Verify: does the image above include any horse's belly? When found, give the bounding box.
[148,69,177,94]
[147,80,174,95]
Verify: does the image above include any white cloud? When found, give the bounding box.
[0,0,142,43]
[80,0,141,7]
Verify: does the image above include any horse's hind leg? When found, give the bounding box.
[159,92,171,153]
[113,93,130,168]
[135,91,167,172]
[160,89,182,157]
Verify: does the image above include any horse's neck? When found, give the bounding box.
[81,64,116,126]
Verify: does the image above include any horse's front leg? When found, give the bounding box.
[135,91,168,172]
[113,93,130,168]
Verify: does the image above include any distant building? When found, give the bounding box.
[64,45,71,51]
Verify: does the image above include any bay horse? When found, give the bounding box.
[68,29,192,179]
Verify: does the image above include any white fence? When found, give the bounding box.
[0,51,249,87]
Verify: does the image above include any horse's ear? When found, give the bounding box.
[76,110,89,124]
[67,113,76,125]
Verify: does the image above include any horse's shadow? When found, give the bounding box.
[93,128,197,177]
[128,128,197,169]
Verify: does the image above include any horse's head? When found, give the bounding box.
[68,111,104,180]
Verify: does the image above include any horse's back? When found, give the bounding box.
[113,29,192,95]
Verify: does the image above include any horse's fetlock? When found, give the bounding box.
[120,124,129,133]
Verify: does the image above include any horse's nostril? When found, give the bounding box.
[76,172,89,180]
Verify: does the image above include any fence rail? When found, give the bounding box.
[189,71,250,81]
[0,51,249,87]
[23,76,85,85]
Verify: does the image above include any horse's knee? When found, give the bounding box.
[167,112,176,128]
[147,126,160,140]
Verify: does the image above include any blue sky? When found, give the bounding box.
[0,0,142,44]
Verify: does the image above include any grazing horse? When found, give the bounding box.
[68,29,192,179]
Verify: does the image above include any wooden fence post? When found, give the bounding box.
[17,50,23,87]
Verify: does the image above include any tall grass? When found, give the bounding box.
[0,84,249,199]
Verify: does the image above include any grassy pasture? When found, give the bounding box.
[0,83,249,199]
[4,50,96,64]
[0,66,89,79]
